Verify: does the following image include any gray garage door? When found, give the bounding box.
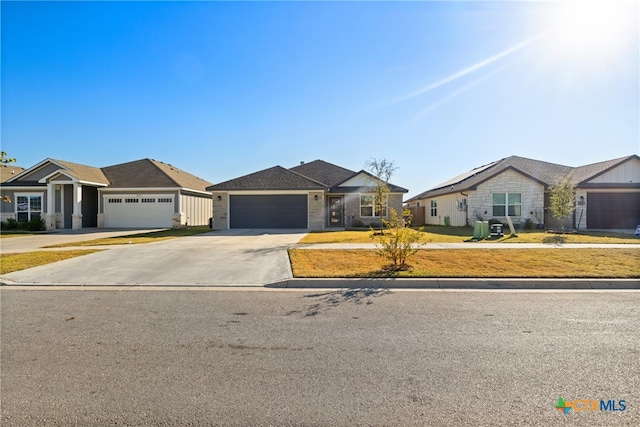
[230,195,308,229]
[587,192,640,229]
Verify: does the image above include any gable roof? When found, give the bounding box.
[1,164,25,183]
[4,158,109,186]
[406,155,639,202]
[102,159,212,191]
[207,159,408,193]
[50,159,110,185]
[3,158,212,191]
[289,160,357,187]
[207,166,328,191]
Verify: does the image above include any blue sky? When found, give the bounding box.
[2,1,638,197]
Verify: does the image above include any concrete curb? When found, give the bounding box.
[269,278,640,290]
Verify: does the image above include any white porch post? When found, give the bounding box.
[72,183,83,230]
[45,183,56,230]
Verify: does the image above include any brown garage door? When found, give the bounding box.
[587,193,640,229]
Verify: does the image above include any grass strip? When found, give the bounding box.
[289,248,640,278]
[1,250,102,274]
[44,226,211,247]
[298,228,639,244]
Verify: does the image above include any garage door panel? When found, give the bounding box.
[105,196,174,228]
[587,193,640,229]
[230,195,307,229]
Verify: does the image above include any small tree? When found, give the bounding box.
[364,158,398,219]
[371,208,423,271]
[549,174,576,233]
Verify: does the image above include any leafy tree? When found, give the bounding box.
[371,208,424,271]
[1,151,16,164]
[549,174,576,233]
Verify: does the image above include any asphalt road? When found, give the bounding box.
[2,289,638,426]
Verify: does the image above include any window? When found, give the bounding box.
[16,194,43,222]
[360,195,387,217]
[158,198,172,203]
[141,198,156,203]
[430,200,437,217]
[108,198,122,203]
[125,198,139,203]
[492,193,522,216]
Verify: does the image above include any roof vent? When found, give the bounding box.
[300,161,305,165]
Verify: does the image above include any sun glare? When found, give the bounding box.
[544,0,638,60]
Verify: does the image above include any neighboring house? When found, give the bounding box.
[1,164,25,183]
[1,158,213,230]
[405,155,640,230]
[207,160,408,230]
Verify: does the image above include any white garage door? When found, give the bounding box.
[104,195,174,228]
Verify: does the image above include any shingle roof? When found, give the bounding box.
[406,155,639,202]
[4,158,212,191]
[50,159,110,185]
[207,166,327,191]
[1,164,25,183]
[102,159,212,191]
[289,160,357,187]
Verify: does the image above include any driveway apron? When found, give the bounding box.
[1,230,308,286]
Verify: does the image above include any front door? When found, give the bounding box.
[328,196,343,227]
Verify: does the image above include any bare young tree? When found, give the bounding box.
[364,158,398,218]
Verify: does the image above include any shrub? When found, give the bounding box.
[1,218,19,230]
[352,219,366,228]
[0,217,45,231]
[371,208,424,271]
[27,217,46,231]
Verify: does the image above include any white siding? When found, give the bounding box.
[180,193,212,226]
[587,157,640,184]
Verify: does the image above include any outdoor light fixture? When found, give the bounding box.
[217,195,222,201]
[314,195,318,200]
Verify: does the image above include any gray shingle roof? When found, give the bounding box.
[289,160,357,187]
[207,160,408,192]
[406,155,639,202]
[207,166,328,191]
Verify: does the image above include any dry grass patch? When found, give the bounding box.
[298,227,639,244]
[289,248,639,278]
[45,227,211,247]
[1,250,102,274]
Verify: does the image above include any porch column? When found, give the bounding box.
[45,183,56,230]
[72,183,83,230]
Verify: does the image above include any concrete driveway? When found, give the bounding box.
[1,229,308,286]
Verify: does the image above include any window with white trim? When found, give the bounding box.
[492,193,522,216]
[158,198,172,203]
[141,198,156,203]
[16,194,43,222]
[108,198,122,203]
[360,194,387,217]
[125,198,139,203]
[430,200,437,217]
